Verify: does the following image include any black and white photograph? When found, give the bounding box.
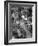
[4,1,37,44]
